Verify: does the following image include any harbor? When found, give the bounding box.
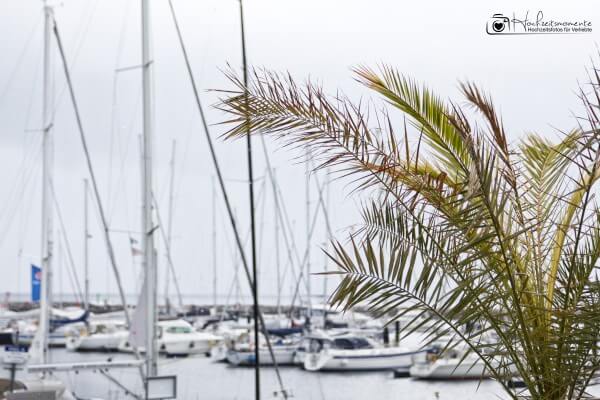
[2,0,600,399]
[0,300,522,399]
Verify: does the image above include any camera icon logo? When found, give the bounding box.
[487,13,510,34]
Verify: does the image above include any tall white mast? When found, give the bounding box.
[165,140,176,312]
[39,1,54,366]
[84,179,90,311]
[323,170,330,301]
[141,0,157,378]
[305,150,312,324]
[273,168,281,315]
[212,176,217,309]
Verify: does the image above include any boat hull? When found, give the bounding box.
[226,347,298,366]
[16,333,66,348]
[303,348,422,372]
[410,359,490,379]
[66,331,127,352]
[119,335,221,357]
[159,338,213,356]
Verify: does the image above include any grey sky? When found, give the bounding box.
[0,0,598,305]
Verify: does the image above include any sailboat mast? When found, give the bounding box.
[165,140,176,312]
[305,150,312,325]
[39,1,54,366]
[273,168,281,315]
[84,179,90,311]
[238,0,261,397]
[141,0,157,378]
[322,170,330,328]
[323,170,330,301]
[212,176,217,309]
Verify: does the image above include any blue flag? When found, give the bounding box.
[31,265,41,303]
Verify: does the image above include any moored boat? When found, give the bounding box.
[409,345,517,380]
[14,308,89,348]
[66,319,127,352]
[119,319,223,357]
[14,322,74,348]
[226,332,301,366]
[299,331,423,372]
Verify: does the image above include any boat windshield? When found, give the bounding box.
[333,337,372,350]
[166,326,193,334]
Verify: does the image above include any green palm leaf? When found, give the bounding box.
[218,63,600,400]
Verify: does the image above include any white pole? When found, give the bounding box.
[322,169,330,328]
[141,0,157,378]
[212,176,217,309]
[273,168,281,315]
[165,140,176,313]
[84,179,90,311]
[305,150,312,324]
[323,169,330,301]
[232,211,240,306]
[57,231,62,307]
[39,2,54,366]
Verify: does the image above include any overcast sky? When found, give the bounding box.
[0,0,598,306]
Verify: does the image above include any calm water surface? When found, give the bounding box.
[46,348,511,400]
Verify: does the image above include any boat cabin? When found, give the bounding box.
[303,334,375,353]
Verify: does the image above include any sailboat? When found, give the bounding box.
[14,307,88,348]
[118,0,160,382]
[6,2,149,398]
[65,318,128,352]
[0,3,79,398]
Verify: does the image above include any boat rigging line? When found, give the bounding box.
[164,140,177,312]
[239,0,261,394]
[166,0,289,397]
[97,370,143,400]
[52,17,145,381]
[305,149,312,324]
[151,193,184,310]
[288,179,326,313]
[51,183,84,303]
[258,137,305,307]
[212,175,218,309]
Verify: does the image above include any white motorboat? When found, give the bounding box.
[409,345,515,379]
[226,332,301,366]
[299,332,423,372]
[157,320,223,356]
[66,320,128,352]
[119,319,223,356]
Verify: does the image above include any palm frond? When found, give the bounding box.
[217,62,600,400]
